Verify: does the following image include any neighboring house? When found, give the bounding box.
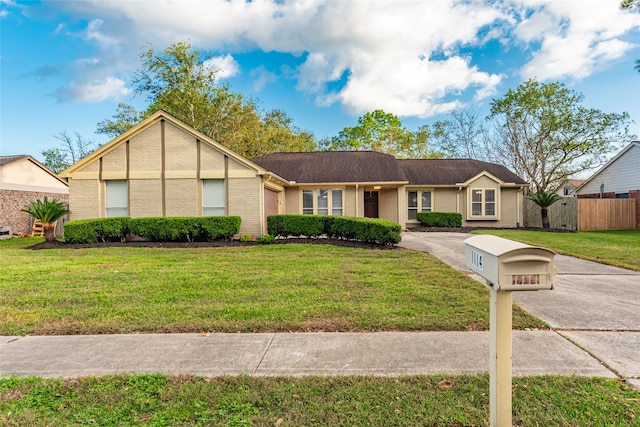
[60,111,528,236]
[575,141,640,200]
[0,155,69,235]
[555,179,585,197]
[575,141,640,228]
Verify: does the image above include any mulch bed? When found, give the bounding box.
[28,238,399,251]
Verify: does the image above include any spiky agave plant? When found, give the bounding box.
[21,197,70,241]
[528,191,562,229]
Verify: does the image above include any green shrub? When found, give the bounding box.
[267,215,401,245]
[64,216,241,244]
[328,217,402,245]
[257,234,275,244]
[64,217,130,243]
[240,234,252,242]
[267,214,327,238]
[197,216,241,241]
[416,212,462,228]
[129,217,241,242]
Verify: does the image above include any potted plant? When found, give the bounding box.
[21,197,70,241]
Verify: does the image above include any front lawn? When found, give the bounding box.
[0,237,545,335]
[472,229,640,271]
[1,374,638,426]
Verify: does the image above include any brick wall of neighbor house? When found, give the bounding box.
[576,192,617,199]
[68,180,100,220]
[462,187,522,228]
[228,177,262,235]
[434,188,458,212]
[0,189,69,235]
[283,187,299,214]
[344,186,357,217]
[629,190,640,228]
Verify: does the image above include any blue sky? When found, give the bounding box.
[1,0,639,163]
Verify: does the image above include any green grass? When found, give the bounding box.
[0,237,545,335]
[0,374,638,426]
[473,229,640,271]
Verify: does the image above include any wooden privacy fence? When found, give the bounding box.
[577,199,635,231]
[523,197,578,231]
[523,198,636,231]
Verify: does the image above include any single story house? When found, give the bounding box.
[575,141,640,227]
[60,111,528,236]
[0,155,69,236]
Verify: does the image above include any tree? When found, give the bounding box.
[322,110,441,158]
[41,131,97,173]
[431,108,493,160]
[21,197,70,241]
[489,79,634,193]
[98,41,316,157]
[528,191,562,229]
[96,103,144,138]
[620,0,639,9]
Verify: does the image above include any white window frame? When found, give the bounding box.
[301,188,343,215]
[105,180,128,217]
[469,188,498,219]
[407,189,433,221]
[202,179,226,216]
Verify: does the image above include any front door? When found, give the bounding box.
[364,191,379,218]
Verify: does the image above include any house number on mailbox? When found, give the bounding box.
[471,250,483,271]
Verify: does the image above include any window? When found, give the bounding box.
[302,189,314,214]
[105,180,128,217]
[470,188,497,218]
[332,189,343,215]
[301,188,343,215]
[203,179,226,216]
[407,190,432,220]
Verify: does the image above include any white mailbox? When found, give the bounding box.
[464,235,556,291]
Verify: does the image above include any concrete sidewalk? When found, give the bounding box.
[0,331,615,379]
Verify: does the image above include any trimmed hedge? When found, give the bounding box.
[64,216,241,243]
[267,214,402,245]
[416,212,462,228]
[64,217,130,243]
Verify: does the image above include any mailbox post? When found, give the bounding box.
[465,235,556,427]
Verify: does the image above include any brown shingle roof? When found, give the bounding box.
[252,151,408,183]
[0,155,28,167]
[252,152,527,186]
[398,158,528,185]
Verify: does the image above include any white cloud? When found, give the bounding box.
[512,0,640,81]
[203,54,240,79]
[56,76,131,103]
[49,0,640,115]
[250,65,277,91]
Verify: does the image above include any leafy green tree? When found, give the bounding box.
[97,41,316,157]
[96,103,144,138]
[528,191,562,229]
[489,79,634,193]
[620,0,639,9]
[21,197,70,241]
[41,131,97,173]
[322,110,441,158]
[39,148,69,174]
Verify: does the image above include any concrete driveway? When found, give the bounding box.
[400,231,640,383]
